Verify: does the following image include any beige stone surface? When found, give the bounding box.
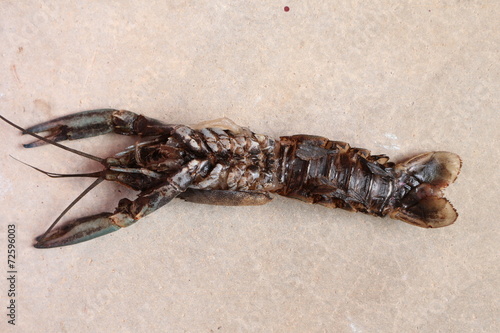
[0,1,498,332]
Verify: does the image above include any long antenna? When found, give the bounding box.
[0,114,105,164]
[9,155,103,178]
[35,177,105,242]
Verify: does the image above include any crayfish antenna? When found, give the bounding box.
[9,155,103,178]
[8,155,106,244]
[0,114,110,247]
[35,177,105,246]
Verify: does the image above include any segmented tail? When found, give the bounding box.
[390,152,462,228]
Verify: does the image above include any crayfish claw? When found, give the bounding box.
[24,109,118,148]
[34,212,119,248]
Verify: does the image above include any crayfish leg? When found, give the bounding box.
[24,109,171,148]
[178,189,273,206]
[35,159,206,248]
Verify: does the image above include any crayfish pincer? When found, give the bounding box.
[0,109,461,248]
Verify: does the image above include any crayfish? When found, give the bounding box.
[0,109,461,248]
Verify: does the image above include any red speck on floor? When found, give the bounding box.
[284,6,290,12]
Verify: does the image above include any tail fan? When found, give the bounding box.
[391,152,462,228]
